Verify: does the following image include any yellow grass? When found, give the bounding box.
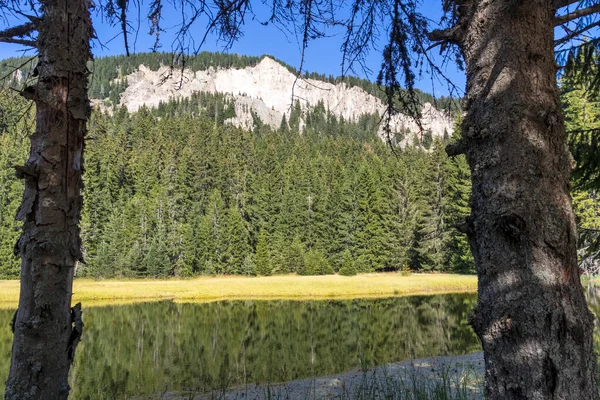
[0,273,477,309]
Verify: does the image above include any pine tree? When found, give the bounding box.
[0,90,485,279]
[353,159,393,272]
[0,96,29,278]
[302,248,333,275]
[337,249,357,276]
[279,113,288,133]
[284,235,306,273]
[255,229,272,276]
[289,100,302,133]
[322,171,356,269]
[241,254,256,276]
[223,206,251,274]
[445,121,475,273]
[200,189,226,273]
[388,156,420,271]
[414,140,452,271]
[145,225,172,277]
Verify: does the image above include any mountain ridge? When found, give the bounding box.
[0,52,456,143]
[111,56,454,143]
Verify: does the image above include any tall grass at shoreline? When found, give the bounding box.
[153,355,484,399]
[0,273,477,309]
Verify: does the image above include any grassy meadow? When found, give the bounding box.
[0,273,477,309]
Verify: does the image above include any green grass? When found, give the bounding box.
[0,273,477,309]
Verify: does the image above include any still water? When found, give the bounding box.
[0,295,480,398]
[4,288,599,398]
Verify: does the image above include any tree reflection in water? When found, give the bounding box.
[3,295,481,398]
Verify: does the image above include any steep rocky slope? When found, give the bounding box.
[118,57,454,141]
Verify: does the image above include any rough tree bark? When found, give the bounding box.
[454,1,599,398]
[4,1,92,399]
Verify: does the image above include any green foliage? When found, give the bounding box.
[241,254,256,276]
[563,61,600,191]
[446,156,475,273]
[0,91,31,279]
[145,229,172,277]
[562,61,600,266]
[255,229,272,276]
[300,249,333,276]
[400,263,412,276]
[573,191,600,230]
[337,267,355,276]
[338,250,357,276]
[223,206,251,274]
[283,236,306,274]
[0,89,475,278]
[289,100,303,134]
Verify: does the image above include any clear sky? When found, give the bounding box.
[0,2,465,96]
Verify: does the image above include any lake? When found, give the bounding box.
[0,288,596,399]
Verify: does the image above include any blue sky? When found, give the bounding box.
[0,2,464,95]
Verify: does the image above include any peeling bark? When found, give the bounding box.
[457,1,599,398]
[4,1,92,399]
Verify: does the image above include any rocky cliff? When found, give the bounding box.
[118,56,454,142]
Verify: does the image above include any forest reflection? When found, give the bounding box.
[0,293,496,398]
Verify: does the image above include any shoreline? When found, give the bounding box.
[0,273,477,309]
[169,352,485,399]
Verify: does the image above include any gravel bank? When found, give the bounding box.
[162,352,484,400]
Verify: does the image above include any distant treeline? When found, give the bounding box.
[0,51,460,112]
[0,90,472,279]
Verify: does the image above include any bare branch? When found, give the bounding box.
[341,0,378,77]
[555,0,583,9]
[0,37,36,47]
[556,19,600,46]
[12,10,42,24]
[119,1,129,56]
[427,26,461,46]
[0,21,36,38]
[555,3,600,26]
[446,140,466,157]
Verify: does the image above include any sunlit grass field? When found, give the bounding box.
[0,273,477,309]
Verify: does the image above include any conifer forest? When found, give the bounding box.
[0,52,597,280]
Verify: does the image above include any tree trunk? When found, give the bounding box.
[458,1,599,398]
[4,1,91,399]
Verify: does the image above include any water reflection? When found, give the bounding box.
[0,295,480,398]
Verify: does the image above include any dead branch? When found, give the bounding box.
[555,3,600,26]
[428,25,461,46]
[555,0,585,9]
[556,19,600,46]
[0,21,37,47]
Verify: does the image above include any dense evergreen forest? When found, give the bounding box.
[0,87,473,278]
[0,51,598,279]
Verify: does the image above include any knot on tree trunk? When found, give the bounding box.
[455,216,474,236]
[497,213,526,240]
[14,164,37,180]
[446,140,467,157]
